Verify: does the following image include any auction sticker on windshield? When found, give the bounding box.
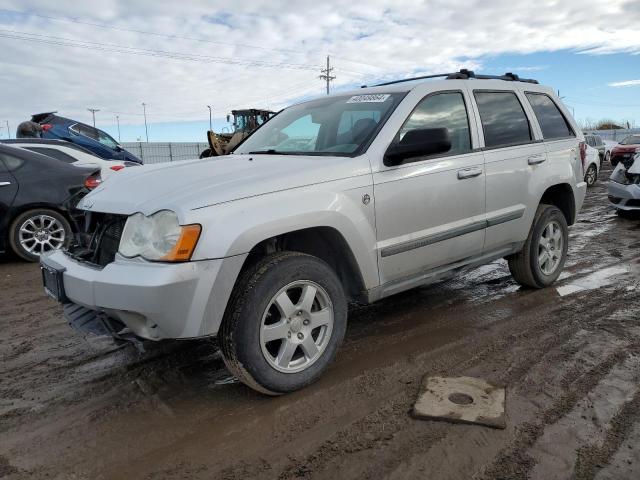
[347,94,391,103]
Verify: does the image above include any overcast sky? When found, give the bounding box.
[0,0,639,141]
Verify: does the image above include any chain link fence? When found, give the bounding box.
[587,128,640,142]
[121,142,209,164]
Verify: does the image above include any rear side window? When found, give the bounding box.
[23,147,77,163]
[0,153,25,171]
[474,91,532,148]
[399,92,472,155]
[525,93,574,140]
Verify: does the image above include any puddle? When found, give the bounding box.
[556,266,630,297]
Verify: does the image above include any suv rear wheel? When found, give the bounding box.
[219,252,347,395]
[508,204,568,289]
[9,209,72,262]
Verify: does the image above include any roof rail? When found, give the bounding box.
[363,69,539,88]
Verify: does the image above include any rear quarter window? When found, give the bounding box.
[23,147,77,163]
[0,153,25,171]
[525,93,574,140]
[474,91,532,148]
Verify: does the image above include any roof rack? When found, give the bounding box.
[363,69,539,88]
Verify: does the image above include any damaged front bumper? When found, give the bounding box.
[608,155,640,211]
[41,250,246,341]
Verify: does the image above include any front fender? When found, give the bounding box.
[188,178,380,289]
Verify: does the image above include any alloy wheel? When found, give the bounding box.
[18,214,66,256]
[259,280,334,373]
[537,220,563,275]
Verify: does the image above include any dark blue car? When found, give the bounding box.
[29,112,142,164]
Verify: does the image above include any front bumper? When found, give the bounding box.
[608,181,640,211]
[41,250,246,340]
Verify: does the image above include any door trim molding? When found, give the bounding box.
[380,207,525,258]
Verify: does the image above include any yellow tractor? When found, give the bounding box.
[200,109,275,158]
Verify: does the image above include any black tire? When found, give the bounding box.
[219,252,347,395]
[605,151,611,164]
[507,204,569,289]
[9,209,72,262]
[584,164,598,187]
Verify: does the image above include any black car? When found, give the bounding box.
[0,144,99,262]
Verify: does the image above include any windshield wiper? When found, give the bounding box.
[246,149,292,155]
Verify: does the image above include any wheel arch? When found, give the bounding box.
[539,183,576,225]
[239,226,368,303]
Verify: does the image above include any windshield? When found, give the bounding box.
[620,135,640,145]
[234,93,405,156]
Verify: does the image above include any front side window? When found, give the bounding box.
[234,93,404,156]
[474,91,532,148]
[70,123,118,149]
[397,91,472,156]
[525,93,573,140]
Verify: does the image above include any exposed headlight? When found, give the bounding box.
[610,164,630,185]
[118,210,201,261]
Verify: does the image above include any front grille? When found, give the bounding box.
[66,212,127,267]
[627,199,640,207]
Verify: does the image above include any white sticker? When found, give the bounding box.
[347,94,391,104]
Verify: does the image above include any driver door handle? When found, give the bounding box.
[457,168,483,180]
[528,154,546,165]
[0,181,12,187]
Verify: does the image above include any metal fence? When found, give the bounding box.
[588,128,640,142]
[121,142,209,164]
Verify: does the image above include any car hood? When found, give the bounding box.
[77,154,370,218]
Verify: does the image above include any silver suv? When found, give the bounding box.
[41,70,587,395]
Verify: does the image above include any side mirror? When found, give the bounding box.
[226,114,230,123]
[384,128,452,166]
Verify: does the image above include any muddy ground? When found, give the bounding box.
[1,165,639,480]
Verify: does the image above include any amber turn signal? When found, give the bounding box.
[161,224,201,262]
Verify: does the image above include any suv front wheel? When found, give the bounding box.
[219,252,347,395]
[508,204,569,289]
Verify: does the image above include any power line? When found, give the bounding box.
[0,9,309,57]
[0,29,320,71]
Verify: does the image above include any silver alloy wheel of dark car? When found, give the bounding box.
[18,214,66,256]
[537,220,564,276]
[259,280,334,374]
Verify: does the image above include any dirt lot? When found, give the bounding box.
[1,165,639,480]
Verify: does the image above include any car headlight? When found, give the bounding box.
[610,163,630,185]
[118,210,201,261]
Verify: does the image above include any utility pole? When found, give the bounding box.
[319,55,335,95]
[116,116,121,142]
[5,120,10,139]
[207,105,213,131]
[142,103,149,142]
[87,108,100,127]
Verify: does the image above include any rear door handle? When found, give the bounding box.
[0,181,12,187]
[457,168,483,180]
[528,154,546,165]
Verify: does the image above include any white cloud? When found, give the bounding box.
[0,0,639,138]
[608,79,640,87]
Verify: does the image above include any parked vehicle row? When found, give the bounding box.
[41,69,588,395]
[0,144,101,261]
[19,112,142,164]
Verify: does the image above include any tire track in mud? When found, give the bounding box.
[266,288,637,480]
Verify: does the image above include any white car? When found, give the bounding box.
[584,144,600,187]
[1,139,135,180]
